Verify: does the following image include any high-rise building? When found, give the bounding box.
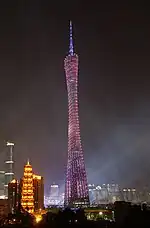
[49,184,59,205]
[88,184,97,204]
[8,179,20,214]
[33,174,44,212]
[107,184,122,203]
[0,171,5,198]
[122,188,138,203]
[21,160,34,213]
[88,184,122,205]
[4,142,14,198]
[64,21,89,207]
[59,192,65,206]
[50,184,59,197]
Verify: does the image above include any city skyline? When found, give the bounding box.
[0,2,150,190]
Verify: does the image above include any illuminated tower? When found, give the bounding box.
[21,160,34,213]
[4,142,14,198]
[64,21,89,207]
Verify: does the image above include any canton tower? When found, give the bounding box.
[64,21,89,207]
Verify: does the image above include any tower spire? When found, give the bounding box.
[27,158,30,165]
[69,21,74,55]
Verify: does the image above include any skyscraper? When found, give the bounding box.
[8,179,20,214]
[33,174,44,212]
[49,184,59,205]
[21,160,34,213]
[4,142,14,198]
[0,171,5,198]
[50,184,59,197]
[64,21,89,207]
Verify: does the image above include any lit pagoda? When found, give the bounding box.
[21,159,34,213]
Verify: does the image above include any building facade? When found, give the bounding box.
[8,179,20,214]
[88,184,122,205]
[0,171,5,198]
[122,188,139,203]
[33,174,44,211]
[4,142,14,198]
[0,199,8,218]
[49,184,59,205]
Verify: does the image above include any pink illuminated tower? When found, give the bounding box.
[64,22,89,207]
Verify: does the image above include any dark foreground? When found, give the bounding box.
[1,202,150,228]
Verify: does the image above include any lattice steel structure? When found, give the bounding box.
[64,22,89,207]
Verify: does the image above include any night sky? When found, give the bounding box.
[0,2,150,192]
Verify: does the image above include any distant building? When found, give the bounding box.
[88,184,109,205]
[4,142,14,198]
[107,184,122,203]
[88,184,122,205]
[21,160,34,213]
[0,199,8,218]
[88,184,96,204]
[97,184,109,204]
[33,174,44,211]
[8,179,20,214]
[0,171,5,198]
[122,188,139,203]
[49,184,59,205]
[59,192,65,206]
[138,187,150,203]
[50,184,59,197]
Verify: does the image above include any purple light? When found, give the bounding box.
[69,21,74,56]
[64,22,89,207]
